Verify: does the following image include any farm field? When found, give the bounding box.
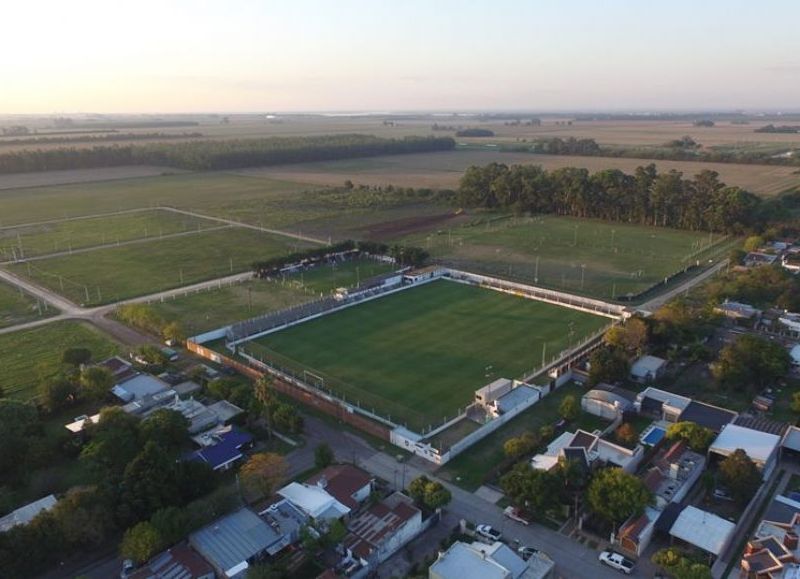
[401,215,730,299]
[245,280,609,432]
[148,258,396,335]
[11,227,311,306]
[0,321,119,400]
[0,281,55,328]
[249,149,800,197]
[0,209,219,260]
[0,165,185,191]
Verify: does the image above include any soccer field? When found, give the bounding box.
[247,280,609,431]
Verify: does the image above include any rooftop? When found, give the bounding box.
[630,355,667,378]
[636,386,691,412]
[128,543,214,579]
[669,505,736,556]
[430,541,509,579]
[679,400,736,432]
[495,385,539,414]
[277,482,350,521]
[343,492,420,560]
[710,423,782,463]
[0,495,58,533]
[112,373,170,402]
[307,465,372,510]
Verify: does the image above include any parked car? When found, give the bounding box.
[713,487,734,501]
[120,559,135,578]
[475,524,502,543]
[599,551,635,575]
[518,546,539,561]
[504,506,531,525]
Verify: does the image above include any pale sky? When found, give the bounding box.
[2,0,799,114]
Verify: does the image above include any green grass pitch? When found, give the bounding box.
[248,279,609,432]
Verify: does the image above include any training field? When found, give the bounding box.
[401,215,732,299]
[0,209,219,260]
[246,280,609,432]
[12,227,312,306]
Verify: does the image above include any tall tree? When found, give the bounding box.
[719,449,761,506]
[587,468,652,527]
[240,453,288,500]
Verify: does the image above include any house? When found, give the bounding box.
[709,424,782,479]
[780,314,800,336]
[647,440,705,508]
[741,494,800,578]
[678,400,737,433]
[189,506,302,578]
[581,383,636,419]
[112,373,171,402]
[782,253,800,274]
[403,266,444,284]
[339,492,422,574]
[791,345,800,369]
[475,378,513,407]
[430,540,554,579]
[307,465,373,511]
[617,507,661,557]
[744,252,778,268]
[0,495,58,533]
[714,300,762,322]
[99,355,136,382]
[277,482,351,522]
[630,355,668,384]
[126,393,244,434]
[668,506,735,558]
[782,426,800,462]
[634,387,691,422]
[188,426,254,471]
[128,543,214,579]
[531,430,643,474]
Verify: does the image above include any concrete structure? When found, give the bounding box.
[112,373,170,402]
[340,492,422,574]
[635,387,691,423]
[669,505,735,558]
[277,482,350,521]
[0,495,58,533]
[307,465,373,511]
[430,540,554,579]
[581,383,636,419]
[189,506,302,578]
[709,423,782,479]
[475,379,514,407]
[630,355,668,384]
[128,543,214,579]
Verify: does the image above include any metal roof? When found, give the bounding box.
[669,506,735,556]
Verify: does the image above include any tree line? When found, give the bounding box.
[0,134,455,174]
[0,131,203,147]
[458,162,763,233]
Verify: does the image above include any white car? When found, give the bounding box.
[475,524,503,543]
[599,550,635,575]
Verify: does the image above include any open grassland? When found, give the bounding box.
[148,258,396,335]
[247,280,609,432]
[401,215,727,299]
[0,321,119,400]
[12,227,311,306]
[0,281,55,328]
[0,209,219,260]
[250,149,800,197]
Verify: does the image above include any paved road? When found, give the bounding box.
[640,258,729,312]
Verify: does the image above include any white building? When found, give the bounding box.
[277,482,350,522]
[669,506,736,558]
[0,495,58,533]
[709,424,782,479]
[430,540,554,579]
[630,355,668,384]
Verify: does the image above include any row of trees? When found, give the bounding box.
[0,134,455,174]
[0,131,203,146]
[459,163,763,233]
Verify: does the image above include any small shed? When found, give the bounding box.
[668,506,736,558]
[630,355,667,384]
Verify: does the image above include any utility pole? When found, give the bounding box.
[535,256,540,283]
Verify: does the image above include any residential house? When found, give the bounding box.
[782,253,800,274]
[112,373,171,402]
[668,505,735,559]
[678,400,737,433]
[741,495,800,578]
[188,426,254,471]
[744,252,778,268]
[531,429,643,474]
[630,355,668,384]
[715,300,762,322]
[0,495,58,533]
[127,543,214,579]
[277,482,351,522]
[617,507,662,558]
[99,356,136,382]
[581,383,636,420]
[709,424,782,480]
[307,465,373,511]
[430,540,555,579]
[339,492,422,575]
[635,387,691,423]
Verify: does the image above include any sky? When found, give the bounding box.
[2,0,799,114]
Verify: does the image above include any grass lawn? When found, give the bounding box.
[401,214,730,299]
[246,280,608,432]
[0,280,56,328]
[438,382,589,491]
[146,258,397,336]
[0,209,218,260]
[0,321,119,400]
[12,227,312,305]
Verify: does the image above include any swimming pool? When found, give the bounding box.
[640,425,667,446]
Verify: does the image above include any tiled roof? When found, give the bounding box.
[307,465,372,510]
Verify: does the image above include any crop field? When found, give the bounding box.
[401,215,729,299]
[0,281,54,328]
[244,280,609,432]
[148,258,396,335]
[0,166,185,191]
[12,227,311,306]
[0,321,119,400]
[0,209,219,260]
[250,149,800,197]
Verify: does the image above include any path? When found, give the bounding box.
[639,258,729,312]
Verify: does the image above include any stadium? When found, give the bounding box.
[189,265,625,464]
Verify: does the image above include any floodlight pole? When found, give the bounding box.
[535,256,539,284]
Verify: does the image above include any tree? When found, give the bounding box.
[62,348,92,367]
[314,443,334,469]
[52,487,115,549]
[791,391,800,414]
[120,522,162,564]
[500,464,560,518]
[161,321,184,344]
[140,409,190,452]
[719,449,761,506]
[240,453,288,499]
[80,407,142,481]
[666,422,715,452]
[559,395,579,421]
[38,376,79,413]
[743,235,765,252]
[588,347,629,385]
[272,403,303,434]
[0,399,40,484]
[652,548,712,579]
[604,318,649,354]
[713,334,791,392]
[79,366,113,401]
[407,475,452,510]
[135,345,167,367]
[503,432,540,459]
[587,468,652,526]
[615,423,637,446]
[118,441,181,523]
